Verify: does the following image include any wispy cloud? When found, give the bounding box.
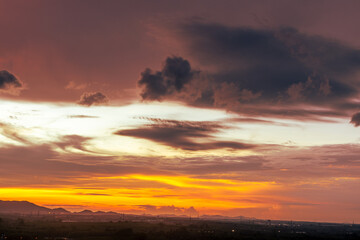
[115,118,254,151]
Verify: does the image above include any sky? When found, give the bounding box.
[1,0,360,223]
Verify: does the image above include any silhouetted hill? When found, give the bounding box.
[75,209,119,215]
[1,200,249,220]
[0,200,51,214]
[0,200,71,214]
[52,207,70,214]
[77,209,93,214]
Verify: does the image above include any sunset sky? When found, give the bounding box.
[1,0,360,223]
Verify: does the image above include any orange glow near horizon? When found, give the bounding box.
[0,174,280,212]
[0,100,360,223]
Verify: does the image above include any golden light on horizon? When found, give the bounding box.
[0,92,360,222]
[0,173,280,213]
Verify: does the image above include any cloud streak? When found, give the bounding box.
[0,122,30,144]
[115,118,254,151]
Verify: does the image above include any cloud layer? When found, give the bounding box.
[138,56,197,100]
[350,112,360,127]
[0,70,23,95]
[139,22,360,122]
[78,92,108,106]
[115,118,253,151]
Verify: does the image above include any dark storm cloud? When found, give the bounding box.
[114,118,254,151]
[350,112,360,127]
[142,22,360,121]
[78,92,108,106]
[0,70,23,95]
[138,56,197,100]
[180,23,358,102]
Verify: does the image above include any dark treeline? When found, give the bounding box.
[0,215,359,240]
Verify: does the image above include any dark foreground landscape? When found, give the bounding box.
[1,214,359,240]
[1,201,359,240]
